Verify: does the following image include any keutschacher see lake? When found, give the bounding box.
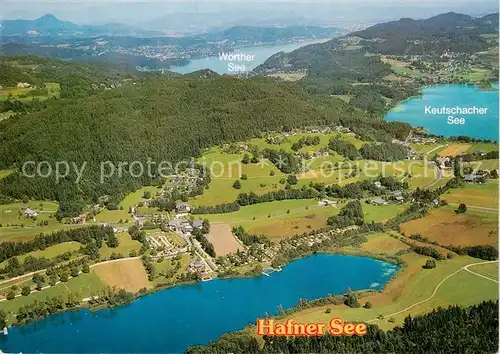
[170,38,330,75]
[385,84,499,141]
[0,254,397,353]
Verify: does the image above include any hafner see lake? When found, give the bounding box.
[385,84,499,141]
[0,254,397,353]
[170,38,330,75]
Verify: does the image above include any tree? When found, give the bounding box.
[21,286,31,296]
[143,191,151,199]
[455,203,467,214]
[287,175,298,185]
[82,263,90,273]
[71,267,80,277]
[423,259,437,269]
[6,291,15,300]
[241,174,248,180]
[490,169,499,179]
[232,180,241,190]
[270,170,275,176]
[241,154,250,164]
[344,288,360,308]
[364,301,373,309]
[0,309,7,328]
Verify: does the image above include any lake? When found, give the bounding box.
[170,38,330,75]
[385,84,499,141]
[0,254,397,353]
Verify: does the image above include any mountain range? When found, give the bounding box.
[0,14,165,37]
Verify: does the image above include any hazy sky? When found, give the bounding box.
[1,0,498,25]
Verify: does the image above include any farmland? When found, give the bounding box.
[92,258,152,293]
[205,224,244,256]
[400,205,498,247]
[441,180,499,209]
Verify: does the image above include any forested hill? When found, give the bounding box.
[255,12,498,76]
[353,12,498,39]
[204,25,340,44]
[186,300,499,353]
[0,71,410,212]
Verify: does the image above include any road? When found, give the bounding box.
[366,260,499,324]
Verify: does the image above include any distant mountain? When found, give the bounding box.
[0,14,164,37]
[204,25,340,44]
[352,12,499,39]
[255,12,499,76]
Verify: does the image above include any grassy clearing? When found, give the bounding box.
[0,242,81,268]
[200,199,319,223]
[410,144,447,155]
[0,82,60,102]
[0,272,106,313]
[0,224,85,243]
[99,232,142,260]
[94,209,132,224]
[360,232,409,255]
[456,68,493,82]
[362,203,408,223]
[401,205,498,247]
[0,200,59,225]
[242,206,339,241]
[153,254,193,287]
[467,143,499,154]
[438,144,472,157]
[381,56,424,78]
[469,262,498,279]
[93,258,152,292]
[463,159,499,171]
[441,180,498,208]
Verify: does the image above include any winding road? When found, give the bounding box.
[367,260,499,323]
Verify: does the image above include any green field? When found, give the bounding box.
[153,254,193,287]
[464,159,499,171]
[0,242,81,268]
[0,82,60,103]
[199,199,320,223]
[362,203,408,223]
[99,232,142,260]
[467,143,499,153]
[0,271,106,315]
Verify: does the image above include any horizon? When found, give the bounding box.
[1,1,498,29]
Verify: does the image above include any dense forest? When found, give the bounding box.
[186,300,499,353]
[0,63,411,214]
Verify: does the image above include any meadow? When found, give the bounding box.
[92,258,151,293]
[441,180,498,209]
[400,205,498,247]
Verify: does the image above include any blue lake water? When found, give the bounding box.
[170,38,330,75]
[0,254,397,353]
[385,84,499,141]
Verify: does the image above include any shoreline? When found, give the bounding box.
[5,250,399,330]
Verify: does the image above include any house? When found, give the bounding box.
[72,214,86,224]
[370,198,387,206]
[192,220,204,229]
[394,195,405,203]
[374,181,382,188]
[464,174,484,183]
[473,150,486,157]
[24,208,38,217]
[168,219,184,231]
[319,199,338,206]
[436,157,451,169]
[17,82,31,88]
[176,202,191,213]
[188,260,206,273]
[181,223,193,233]
[135,217,145,228]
